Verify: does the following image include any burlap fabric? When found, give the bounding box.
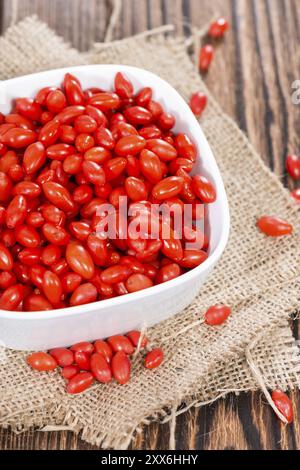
[0,17,300,449]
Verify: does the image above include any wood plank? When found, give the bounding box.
[0,0,299,450]
[1,0,110,49]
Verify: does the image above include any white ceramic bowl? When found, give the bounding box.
[0,65,230,351]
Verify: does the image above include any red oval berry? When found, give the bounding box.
[126,331,148,348]
[46,90,67,113]
[67,372,94,394]
[257,216,293,237]
[0,284,24,311]
[70,342,94,355]
[126,274,153,293]
[111,351,131,385]
[23,142,46,175]
[124,106,152,125]
[179,249,208,269]
[90,353,112,383]
[64,73,85,106]
[152,176,184,200]
[115,135,146,156]
[0,243,14,270]
[66,242,95,280]
[115,72,134,99]
[146,139,177,161]
[271,390,294,424]
[49,348,74,367]
[74,350,91,370]
[291,188,300,203]
[155,263,181,284]
[89,92,121,111]
[23,293,52,311]
[107,335,135,355]
[145,348,164,370]
[205,305,231,326]
[27,352,58,372]
[199,45,214,72]
[0,128,36,149]
[94,339,113,363]
[43,182,75,212]
[286,154,300,180]
[208,18,229,38]
[192,175,216,203]
[61,365,80,380]
[70,283,98,307]
[42,270,63,305]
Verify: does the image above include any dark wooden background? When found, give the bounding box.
[0,0,299,451]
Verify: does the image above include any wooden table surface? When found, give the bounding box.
[0,0,299,451]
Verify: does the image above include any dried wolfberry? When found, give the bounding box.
[205,305,231,326]
[107,335,135,355]
[145,348,164,369]
[94,339,113,363]
[291,188,300,203]
[61,365,80,380]
[27,352,58,372]
[126,331,148,348]
[70,342,94,355]
[115,72,134,99]
[271,390,293,424]
[90,353,112,383]
[286,154,300,180]
[208,18,229,38]
[49,348,74,367]
[199,44,214,72]
[67,372,94,394]
[190,91,207,117]
[111,351,131,385]
[70,283,98,306]
[257,216,293,237]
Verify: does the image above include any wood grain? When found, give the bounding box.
[0,0,299,450]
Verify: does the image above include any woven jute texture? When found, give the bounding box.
[0,17,300,449]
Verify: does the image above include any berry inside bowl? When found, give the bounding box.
[0,64,230,350]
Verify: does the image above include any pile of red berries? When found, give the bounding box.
[0,70,217,312]
[27,330,164,394]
